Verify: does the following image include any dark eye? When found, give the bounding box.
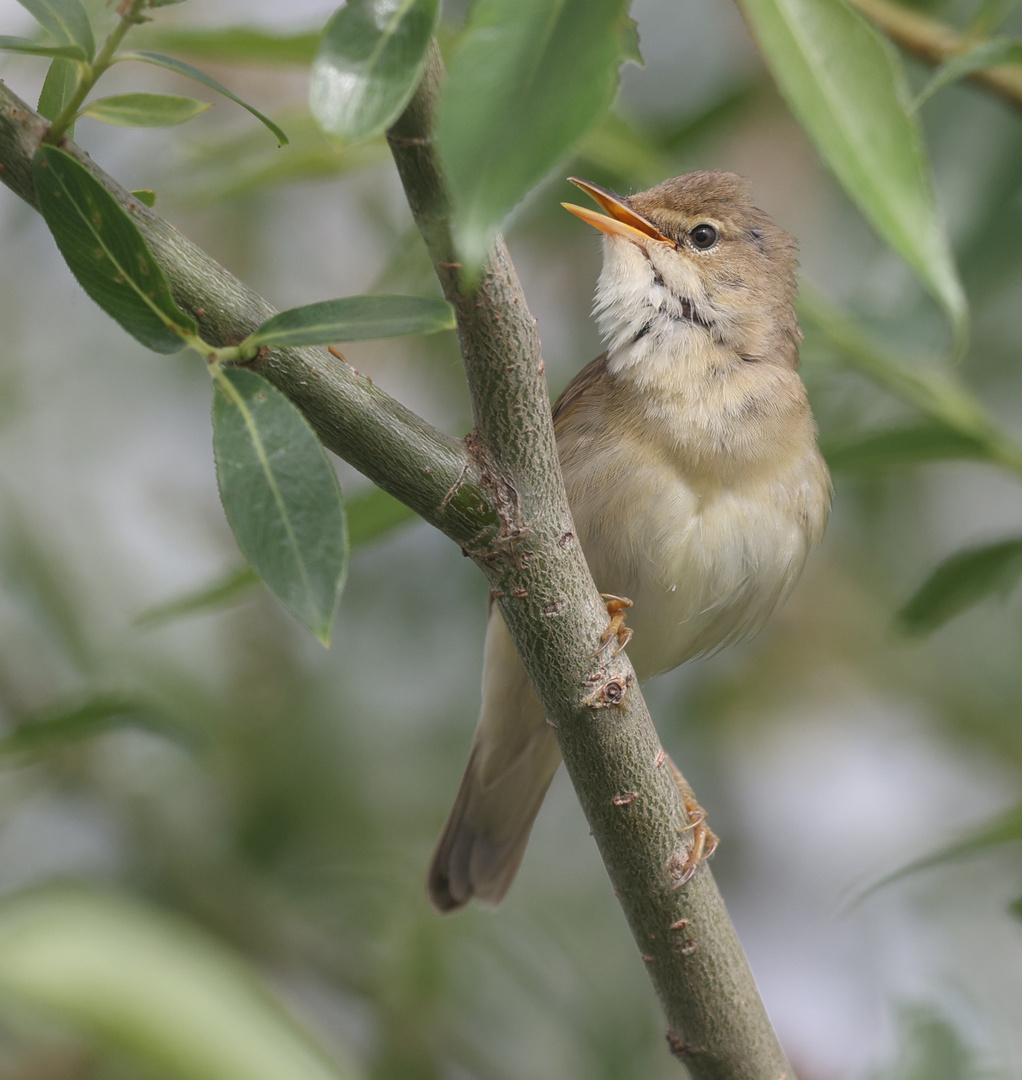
[689,224,718,249]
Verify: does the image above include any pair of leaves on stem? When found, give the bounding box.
[32,144,454,645]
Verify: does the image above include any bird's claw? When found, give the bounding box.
[593,593,633,658]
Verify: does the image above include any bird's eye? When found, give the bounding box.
[689,224,718,249]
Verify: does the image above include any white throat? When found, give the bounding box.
[594,235,711,377]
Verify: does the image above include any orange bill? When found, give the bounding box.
[562,177,672,245]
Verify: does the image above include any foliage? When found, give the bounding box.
[2,0,1022,1076]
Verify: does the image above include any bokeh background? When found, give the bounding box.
[1,0,1021,1077]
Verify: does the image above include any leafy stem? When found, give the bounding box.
[44,0,150,143]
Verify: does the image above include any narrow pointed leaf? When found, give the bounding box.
[15,0,94,61]
[37,55,80,125]
[0,35,86,59]
[914,38,1022,107]
[822,422,995,475]
[345,485,416,547]
[310,0,439,143]
[0,694,183,758]
[857,803,1022,901]
[897,537,1022,635]
[135,564,260,627]
[739,0,968,348]
[131,25,321,66]
[212,368,348,645]
[33,146,195,352]
[438,0,635,270]
[244,295,454,351]
[117,51,288,145]
[0,888,355,1080]
[80,92,211,128]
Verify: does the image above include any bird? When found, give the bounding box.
[428,171,831,912]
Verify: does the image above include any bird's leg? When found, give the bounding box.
[596,593,633,657]
[666,755,719,886]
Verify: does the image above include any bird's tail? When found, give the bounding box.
[428,610,562,911]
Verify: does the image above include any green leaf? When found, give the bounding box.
[438,0,635,271]
[310,0,439,143]
[136,563,260,627]
[117,51,289,146]
[738,0,968,350]
[212,368,348,645]
[32,145,196,353]
[80,92,212,128]
[0,888,355,1080]
[37,55,80,125]
[798,288,1022,472]
[136,488,414,627]
[15,0,94,62]
[131,188,157,208]
[914,37,1022,107]
[130,25,321,66]
[346,485,416,547]
[243,295,455,351]
[822,422,996,475]
[857,803,1022,902]
[897,537,1022,635]
[0,34,86,59]
[0,693,183,759]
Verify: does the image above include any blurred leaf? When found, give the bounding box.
[823,422,995,475]
[968,0,1019,34]
[37,56,80,127]
[15,0,94,62]
[799,288,1022,473]
[243,295,455,351]
[739,0,968,349]
[180,109,388,202]
[858,804,1022,903]
[914,37,1022,107]
[117,51,289,145]
[346,485,417,547]
[2,512,92,671]
[438,0,634,271]
[0,693,185,759]
[0,888,356,1080]
[897,537,1022,635]
[135,563,260,628]
[617,14,643,66]
[80,92,212,128]
[130,25,321,66]
[131,188,157,207]
[870,1006,975,1080]
[0,35,86,59]
[212,368,348,646]
[33,145,196,353]
[310,0,439,144]
[136,488,415,627]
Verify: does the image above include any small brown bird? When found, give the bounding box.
[429,172,831,912]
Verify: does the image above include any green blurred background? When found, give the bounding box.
[1,0,1021,1077]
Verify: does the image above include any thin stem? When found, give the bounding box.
[45,0,149,143]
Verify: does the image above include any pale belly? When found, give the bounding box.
[566,456,817,679]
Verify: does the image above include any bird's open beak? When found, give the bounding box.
[562,177,673,245]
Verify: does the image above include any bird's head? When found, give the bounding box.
[563,172,801,370]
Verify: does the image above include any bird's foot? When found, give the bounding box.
[666,756,719,887]
[594,593,633,657]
